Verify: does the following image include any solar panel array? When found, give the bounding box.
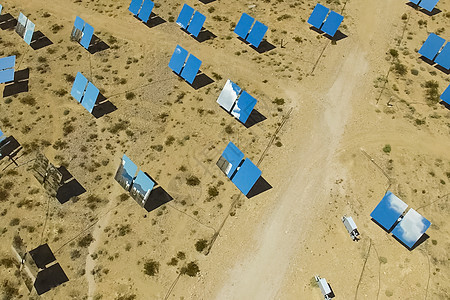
[409,0,440,12]
[176,4,206,38]
[70,72,100,113]
[15,12,35,45]
[418,33,450,70]
[71,16,94,50]
[0,55,15,84]
[28,152,63,197]
[217,142,262,196]
[441,83,450,105]
[217,79,258,124]
[169,45,202,84]
[370,191,431,249]
[129,0,154,23]
[307,3,344,37]
[234,13,268,48]
[114,154,156,207]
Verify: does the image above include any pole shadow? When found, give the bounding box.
[143,12,166,28]
[88,34,110,54]
[3,68,29,97]
[0,13,16,30]
[246,176,272,198]
[392,233,429,251]
[191,72,214,90]
[243,109,266,128]
[55,166,86,204]
[143,186,174,212]
[30,31,53,50]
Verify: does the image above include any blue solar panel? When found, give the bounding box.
[370,191,408,231]
[435,43,450,69]
[440,83,450,105]
[137,0,154,23]
[74,16,85,31]
[169,45,188,74]
[391,209,431,248]
[24,21,35,45]
[246,21,268,48]
[0,69,15,84]
[17,12,27,28]
[176,4,194,29]
[217,80,241,112]
[71,72,88,102]
[129,0,143,15]
[121,154,138,188]
[232,91,257,123]
[419,0,439,12]
[0,4,2,15]
[307,3,329,29]
[132,170,155,202]
[418,33,445,61]
[81,82,99,113]
[0,129,4,142]
[187,11,206,38]
[232,158,261,195]
[321,11,343,37]
[234,13,254,40]
[180,54,201,84]
[0,56,16,70]
[80,23,94,49]
[409,0,420,4]
[221,142,245,178]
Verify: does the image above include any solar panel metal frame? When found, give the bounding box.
[217,79,242,112]
[435,43,450,69]
[419,0,439,12]
[370,191,408,231]
[129,0,144,15]
[231,158,261,195]
[187,11,206,38]
[180,54,202,84]
[321,10,343,37]
[220,142,245,178]
[307,3,329,29]
[80,23,94,49]
[418,33,445,61]
[176,3,195,29]
[169,45,188,74]
[440,83,450,105]
[81,82,99,113]
[231,90,257,123]
[24,20,35,45]
[137,0,154,23]
[234,13,254,40]
[391,208,431,248]
[71,72,89,103]
[130,170,155,206]
[246,20,268,48]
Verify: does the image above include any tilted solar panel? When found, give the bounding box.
[169,45,188,74]
[321,11,343,37]
[418,33,445,61]
[232,91,257,123]
[231,158,261,195]
[440,83,450,105]
[176,3,194,29]
[187,11,206,38]
[246,21,268,48]
[307,3,329,29]
[0,56,15,70]
[80,23,94,49]
[180,54,202,84]
[115,154,138,191]
[0,129,4,142]
[129,0,143,15]
[81,82,99,113]
[16,13,27,38]
[137,0,154,23]
[24,21,35,45]
[74,16,85,31]
[391,209,431,248]
[234,13,254,40]
[71,72,88,102]
[435,43,450,70]
[0,4,2,15]
[217,79,242,112]
[370,191,408,231]
[131,170,155,204]
[409,0,421,4]
[0,69,15,84]
[419,0,440,12]
[220,142,245,178]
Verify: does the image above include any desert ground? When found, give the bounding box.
[0,0,449,299]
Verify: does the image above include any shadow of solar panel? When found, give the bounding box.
[129,0,143,15]
[246,21,268,48]
[435,43,450,69]
[34,263,69,295]
[370,191,408,231]
[29,244,56,269]
[232,91,257,123]
[231,158,261,195]
[187,11,205,38]
[169,45,188,74]
[176,3,194,29]
[81,82,99,113]
[181,54,202,84]
[24,21,35,45]
[137,0,154,22]
[217,79,241,112]
[440,83,450,105]
[114,154,138,191]
[234,13,254,40]
[307,3,329,29]
[419,0,440,12]
[391,209,431,248]
[418,33,445,61]
[219,142,244,178]
[321,11,343,37]
[71,72,88,102]
[80,23,94,49]
[130,170,155,206]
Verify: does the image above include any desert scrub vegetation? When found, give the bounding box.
[78,233,94,248]
[108,119,130,134]
[383,144,391,153]
[186,175,200,186]
[195,239,208,252]
[423,80,440,104]
[20,95,36,106]
[143,259,159,276]
[180,261,200,277]
[125,91,135,100]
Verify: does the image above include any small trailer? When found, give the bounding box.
[315,275,334,299]
[342,215,360,241]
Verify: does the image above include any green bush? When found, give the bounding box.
[180,261,200,277]
[143,259,159,276]
[383,144,391,153]
[78,234,94,248]
[195,239,208,252]
[186,176,200,186]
